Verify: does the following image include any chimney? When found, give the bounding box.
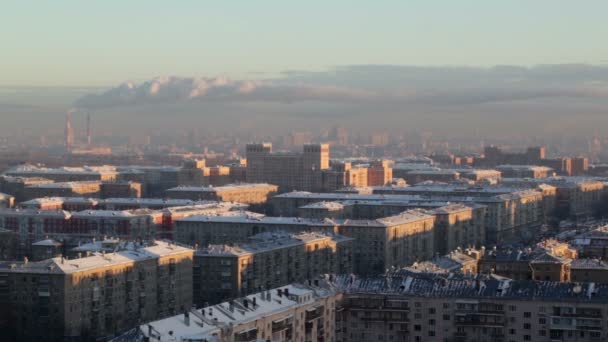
[86,112,92,147]
[252,297,256,307]
[243,298,249,309]
[277,289,283,297]
[184,310,190,326]
[65,110,74,153]
[284,288,289,297]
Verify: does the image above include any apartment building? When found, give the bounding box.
[479,145,547,167]
[176,208,435,275]
[99,181,142,198]
[23,181,102,200]
[68,209,162,241]
[431,204,486,255]
[175,211,337,247]
[333,272,608,342]
[193,231,353,305]
[159,203,247,240]
[501,177,604,219]
[3,164,119,182]
[572,226,608,258]
[115,273,608,342]
[271,189,542,244]
[20,197,100,211]
[404,249,481,274]
[338,210,436,275]
[478,247,572,281]
[166,183,278,205]
[0,208,162,256]
[0,240,193,341]
[496,165,555,178]
[114,283,339,342]
[0,208,72,257]
[0,176,55,201]
[0,228,17,260]
[246,143,330,192]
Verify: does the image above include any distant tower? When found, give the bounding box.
[65,110,74,153]
[86,112,92,147]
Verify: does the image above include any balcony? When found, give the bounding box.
[455,315,505,327]
[306,307,324,321]
[360,313,408,323]
[272,317,293,332]
[234,328,258,342]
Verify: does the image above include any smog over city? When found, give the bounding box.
[1,2,608,342]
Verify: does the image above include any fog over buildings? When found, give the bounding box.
[2,64,608,141]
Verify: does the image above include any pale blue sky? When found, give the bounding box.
[1,0,606,86]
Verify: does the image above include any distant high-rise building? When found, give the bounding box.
[571,156,589,176]
[245,143,329,192]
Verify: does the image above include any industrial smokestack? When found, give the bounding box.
[65,109,74,153]
[86,112,91,147]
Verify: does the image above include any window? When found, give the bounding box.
[509,305,516,311]
[524,323,531,329]
[428,331,435,337]
[414,325,421,331]
[523,335,531,341]
[523,312,531,318]
[538,318,546,324]
[443,314,450,321]
[428,308,435,314]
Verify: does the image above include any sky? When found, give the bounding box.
[2,0,607,86]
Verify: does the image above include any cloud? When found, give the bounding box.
[74,64,608,109]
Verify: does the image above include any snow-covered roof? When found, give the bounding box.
[167,183,277,192]
[32,239,62,247]
[299,201,345,210]
[1,240,192,274]
[197,231,353,257]
[128,283,334,342]
[177,211,335,226]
